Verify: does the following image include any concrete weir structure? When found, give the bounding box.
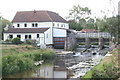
[65,30,111,50]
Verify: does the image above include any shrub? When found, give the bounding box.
[12,37,22,44]
[2,48,54,75]
[2,55,34,75]
[91,64,119,79]
[25,40,36,45]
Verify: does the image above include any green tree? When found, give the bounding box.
[0,17,11,40]
[67,5,92,30]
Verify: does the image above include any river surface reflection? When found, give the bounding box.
[3,45,109,79]
[3,63,67,78]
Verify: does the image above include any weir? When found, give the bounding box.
[65,30,111,50]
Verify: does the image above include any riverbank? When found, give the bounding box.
[1,44,54,75]
[81,45,120,79]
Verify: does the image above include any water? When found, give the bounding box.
[3,63,67,78]
[3,45,109,79]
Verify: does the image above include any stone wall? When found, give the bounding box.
[64,30,77,50]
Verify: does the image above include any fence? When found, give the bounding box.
[76,32,111,38]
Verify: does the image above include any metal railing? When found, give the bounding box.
[76,32,111,38]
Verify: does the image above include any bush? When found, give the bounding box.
[25,40,36,45]
[91,64,119,79]
[2,49,54,75]
[12,37,22,44]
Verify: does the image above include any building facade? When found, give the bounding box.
[4,10,69,49]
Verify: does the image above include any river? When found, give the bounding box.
[3,45,109,79]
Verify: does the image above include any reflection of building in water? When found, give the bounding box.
[54,71,67,78]
[35,65,53,78]
[34,64,67,78]
[53,56,67,78]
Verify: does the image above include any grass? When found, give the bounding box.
[1,44,54,75]
[82,48,120,79]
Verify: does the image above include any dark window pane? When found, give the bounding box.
[29,35,31,39]
[35,23,38,27]
[37,34,39,38]
[24,24,27,27]
[25,35,27,39]
[32,24,34,27]
[17,24,20,27]
[17,35,21,38]
[9,35,13,38]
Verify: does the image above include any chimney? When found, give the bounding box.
[34,10,36,13]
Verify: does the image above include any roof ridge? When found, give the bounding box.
[45,11,53,22]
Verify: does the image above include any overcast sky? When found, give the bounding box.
[0,0,119,21]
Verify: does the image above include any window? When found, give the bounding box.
[63,24,65,27]
[29,35,31,39]
[9,35,13,39]
[32,23,38,27]
[24,24,27,27]
[61,24,63,27]
[25,35,27,39]
[46,34,48,38]
[17,35,21,38]
[57,24,59,27]
[37,34,39,38]
[35,23,38,27]
[32,23,34,27]
[25,35,31,39]
[17,24,20,27]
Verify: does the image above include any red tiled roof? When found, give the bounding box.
[12,10,67,23]
[80,29,97,32]
[4,28,49,33]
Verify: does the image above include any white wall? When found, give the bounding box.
[3,28,54,45]
[12,22,69,29]
[53,22,69,29]
[53,28,67,37]
[44,28,53,44]
[4,33,44,41]
[13,22,53,28]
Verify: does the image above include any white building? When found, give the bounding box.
[4,10,69,49]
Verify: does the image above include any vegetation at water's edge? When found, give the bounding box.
[1,45,54,75]
[81,48,120,79]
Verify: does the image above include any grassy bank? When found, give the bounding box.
[1,44,54,75]
[81,48,120,79]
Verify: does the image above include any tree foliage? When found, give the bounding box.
[67,5,95,31]
[0,17,11,40]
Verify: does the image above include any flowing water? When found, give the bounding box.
[3,45,109,79]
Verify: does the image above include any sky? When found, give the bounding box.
[0,0,119,21]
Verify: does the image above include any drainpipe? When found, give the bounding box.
[52,22,54,47]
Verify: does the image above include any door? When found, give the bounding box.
[53,37,65,49]
[40,37,44,44]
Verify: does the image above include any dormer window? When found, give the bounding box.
[35,23,38,27]
[32,23,38,27]
[17,24,20,27]
[32,23,34,27]
[24,24,27,27]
